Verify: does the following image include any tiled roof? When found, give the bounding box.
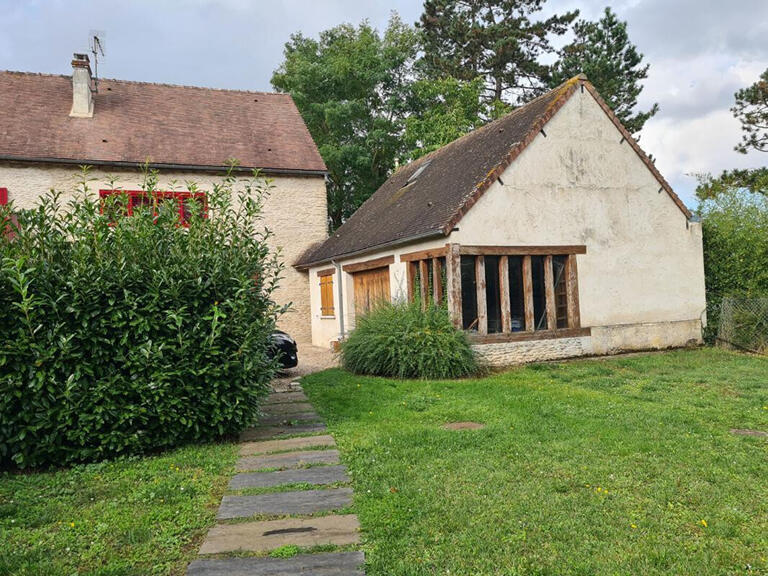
[0,71,326,173]
[296,76,690,268]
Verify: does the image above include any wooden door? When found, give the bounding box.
[353,266,391,317]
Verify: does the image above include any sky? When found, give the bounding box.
[1,0,766,208]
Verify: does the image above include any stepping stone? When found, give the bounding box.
[187,551,365,575]
[237,449,340,472]
[198,514,360,555]
[258,412,322,427]
[731,428,768,438]
[442,421,485,431]
[239,435,336,456]
[262,402,315,415]
[240,423,326,442]
[264,391,308,405]
[217,487,353,519]
[229,465,349,490]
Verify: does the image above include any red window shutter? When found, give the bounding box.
[0,188,8,206]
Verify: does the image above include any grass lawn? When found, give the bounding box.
[0,441,237,576]
[302,348,768,575]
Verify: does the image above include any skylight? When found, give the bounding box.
[405,159,432,186]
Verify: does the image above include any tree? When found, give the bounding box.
[403,76,489,161]
[273,14,489,230]
[418,0,578,104]
[733,67,768,154]
[549,7,658,135]
[271,15,419,229]
[695,69,768,201]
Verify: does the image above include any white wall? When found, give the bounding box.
[0,163,328,342]
[307,88,707,356]
[452,90,706,331]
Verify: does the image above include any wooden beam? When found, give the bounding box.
[419,259,429,310]
[499,255,511,333]
[316,267,335,277]
[400,247,447,262]
[475,255,487,336]
[459,245,587,256]
[566,254,581,329]
[470,326,591,345]
[432,257,443,305]
[544,255,557,330]
[522,255,534,332]
[342,255,395,274]
[446,243,462,329]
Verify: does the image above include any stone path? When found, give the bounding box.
[187,382,364,575]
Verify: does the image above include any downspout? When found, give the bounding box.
[332,260,345,341]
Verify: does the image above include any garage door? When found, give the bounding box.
[353,266,391,317]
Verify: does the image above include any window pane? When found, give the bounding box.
[460,256,478,330]
[508,256,525,332]
[438,257,447,304]
[531,256,547,330]
[484,255,502,334]
[553,255,568,329]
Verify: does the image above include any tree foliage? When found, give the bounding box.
[0,167,281,468]
[549,7,658,135]
[696,186,768,340]
[272,14,488,230]
[733,67,768,154]
[418,0,578,103]
[271,15,418,230]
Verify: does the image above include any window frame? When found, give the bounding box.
[98,189,208,226]
[402,244,587,343]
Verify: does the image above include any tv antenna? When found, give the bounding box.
[89,30,106,92]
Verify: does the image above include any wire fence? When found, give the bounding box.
[717,297,768,355]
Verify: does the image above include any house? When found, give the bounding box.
[296,75,707,365]
[0,54,328,342]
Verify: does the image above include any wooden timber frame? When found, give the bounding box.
[401,243,587,343]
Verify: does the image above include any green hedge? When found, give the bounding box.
[341,300,477,379]
[0,168,282,468]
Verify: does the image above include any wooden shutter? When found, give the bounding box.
[0,188,7,206]
[318,271,335,317]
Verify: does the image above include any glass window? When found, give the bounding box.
[508,256,525,332]
[553,255,568,329]
[460,256,478,330]
[531,256,547,330]
[484,255,502,333]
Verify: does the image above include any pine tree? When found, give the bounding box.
[418,0,578,104]
[733,68,768,154]
[549,7,658,135]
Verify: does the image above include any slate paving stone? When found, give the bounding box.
[237,449,340,472]
[261,401,315,415]
[216,487,353,519]
[263,391,308,405]
[257,412,322,427]
[198,514,361,554]
[240,423,327,442]
[239,435,336,457]
[229,465,350,490]
[187,551,365,575]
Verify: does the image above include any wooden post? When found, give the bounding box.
[432,257,443,305]
[446,243,463,329]
[475,255,487,336]
[566,254,581,328]
[419,260,429,310]
[499,255,511,333]
[406,262,415,302]
[522,255,534,332]
[544,255,556,330]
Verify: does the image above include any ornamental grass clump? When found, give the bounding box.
[0,166,282,468]
[340,300,477,379]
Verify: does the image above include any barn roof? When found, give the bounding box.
[0,70,326,174]
[296,76,690,268]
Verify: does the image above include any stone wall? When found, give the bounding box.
[472,319,703,367]
[0,162,328,342]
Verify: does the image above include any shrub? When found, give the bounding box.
[340,300,477,379]
[0,167,282,468]
[697,189,768,341]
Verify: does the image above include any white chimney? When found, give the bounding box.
[70,53,93,118]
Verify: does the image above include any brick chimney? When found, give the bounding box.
[70,53,93,118]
